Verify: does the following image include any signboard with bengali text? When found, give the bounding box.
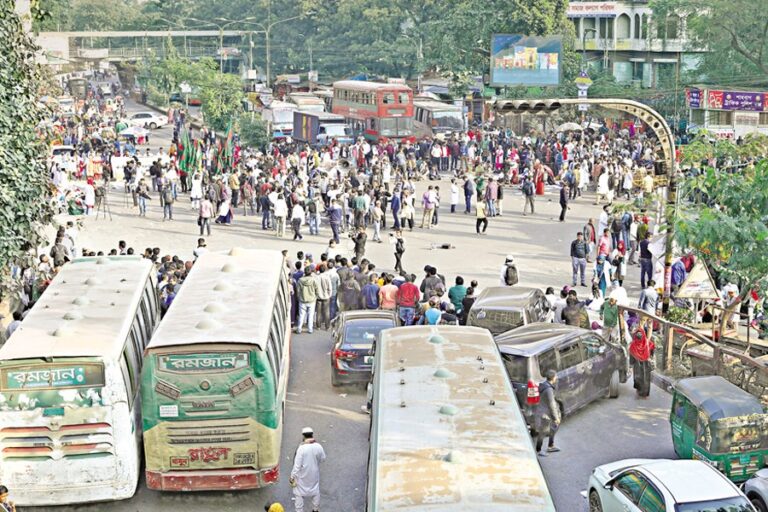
[158,353,249,373]
[0,363,104,391]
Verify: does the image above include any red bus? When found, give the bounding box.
[332,81,414,142]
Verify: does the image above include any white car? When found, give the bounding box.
[586,459,754,512]
[744,469,768,512]
[127,111,168,129]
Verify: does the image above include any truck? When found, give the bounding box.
[261,100,298,138]
[292,111,353,146]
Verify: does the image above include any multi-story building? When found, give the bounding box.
[568,1,703,88]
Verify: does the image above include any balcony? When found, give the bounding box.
[574,37,694,53]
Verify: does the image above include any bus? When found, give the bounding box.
[367,325,556,511]
[287,92,326,113]
[141,248,291,491]
[332,80,414,142]
[0,256,160,506]
[413,98,465,139]
[261,100,298,138]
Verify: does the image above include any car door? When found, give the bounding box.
[555,340,589,415]
[581,334,615,399]
[608,470,647,512]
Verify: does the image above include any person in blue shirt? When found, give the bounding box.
[361,274,380,309]
[420,298,442,325]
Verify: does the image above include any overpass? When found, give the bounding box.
[36,30,253,65]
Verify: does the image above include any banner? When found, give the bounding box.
[686,88,702,109]
[490,34,562,87]
[700,89,767,111]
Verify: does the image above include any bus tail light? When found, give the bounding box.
[262,466,279,484]
[527,380,540,405]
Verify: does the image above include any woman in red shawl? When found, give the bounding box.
[630,327,655,398]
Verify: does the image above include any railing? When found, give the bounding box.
[74,47,239,61]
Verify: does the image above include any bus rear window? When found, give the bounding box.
[0,363,104,391]
[157,352,249,373]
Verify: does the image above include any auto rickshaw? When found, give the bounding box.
[670,375,768,482]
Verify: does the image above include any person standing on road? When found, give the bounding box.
[638,279,659,315]
[599,296,619,341]
[136,179,150,217]
[290,427,326,512]
[162,182,175,221]
[583,218,596,262]
[629,328,655,398]
[274,193,288,238]
[296,267,320,334]
[558,182,569,222]
[450,178,459,213]
[396,274,420,326]
[499,255,520,286]
[639,232,654,289]
[198,196,213,236]
[534,369,561,456]
[522,176,535,216]
[353,227,367,263]
[463,174,474,214]
[570,232,588,287]
[394,230,405,274]
[475,199,488,234]
[291,202,305,241]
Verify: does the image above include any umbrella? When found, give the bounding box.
[119,126,149,137]
[556,122,582,132]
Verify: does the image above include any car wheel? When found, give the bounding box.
[588,489,603,512]
[751,496,768,512]
[150,122,157,130]
[331,371,341,387]
[608,369,620,398]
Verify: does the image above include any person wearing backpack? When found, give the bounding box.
[499,255,520,286]
[522,176,535,215]
[162,183,175,221]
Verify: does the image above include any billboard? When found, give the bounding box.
[490,34,562,87]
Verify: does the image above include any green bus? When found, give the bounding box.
[141,248,291,491]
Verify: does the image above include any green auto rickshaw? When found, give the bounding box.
[670,375,768,482]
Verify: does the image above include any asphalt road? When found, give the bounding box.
[27,101,677,511]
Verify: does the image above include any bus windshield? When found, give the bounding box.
[433,110,463,130]
[0,361,105,410]
[324,124,350,137]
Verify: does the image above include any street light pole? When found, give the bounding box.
[581,27,598,70]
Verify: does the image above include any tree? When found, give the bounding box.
[676,158,768,336]
[0,0,55,290]
[651,0,768,86]
[199,72,244,132]
[237,115,270,151]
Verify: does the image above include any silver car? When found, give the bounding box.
[744,469,768,512]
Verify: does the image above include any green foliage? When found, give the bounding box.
[0,1,55,284]
[676,159,768,296]
[651,0,768,86]
[34,0,142,30]
[199,73,244,133]
[237,116,270,151]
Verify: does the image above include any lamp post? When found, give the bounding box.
[187,16,257,73]
[581,27,598,71]
[158,18,189,57]
[242,14,303,87]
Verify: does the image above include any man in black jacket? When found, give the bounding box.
[570,232,588,287]
[534,369,561,455]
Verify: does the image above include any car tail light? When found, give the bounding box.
[527,380,540,405]
[334,349,356,362]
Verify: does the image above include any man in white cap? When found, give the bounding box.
[499,255,519,286]
[290,427,326,512]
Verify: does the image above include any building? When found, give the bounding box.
[569,1,703,88]
[686,87,768,139]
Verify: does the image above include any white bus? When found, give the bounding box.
[367,325,556,511]
[141,248,291,491]
[0,256,160,506]
[413,98,465,139]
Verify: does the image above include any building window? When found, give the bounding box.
[583,18,597,38]
[617,14,631,39]
[759,112,768,126]
[634,14,641,39]
[690,109,705,125]
[707,110,733,126]
[599,18,613,39]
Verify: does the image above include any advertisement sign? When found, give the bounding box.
[722,91,764,111]
[490,34,562,87]
[567,2,618,18]
[686,88,702,109]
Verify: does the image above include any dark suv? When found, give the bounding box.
[330,310,398,386]
[467,286,552,335]
[495,323,627,425]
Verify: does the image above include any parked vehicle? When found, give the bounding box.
[585,459,754,512]
[67,77,87,99]
[744,469,768,512]
[332,80,414,142]
[330,310,397,386]
[467,286,551,335]
[169,91,202,106]
[49,144,75,166]
[127,111,168,129]
[413,97,465,139]
[287,92,326,113]
[670,376,768,482]
[495,323,626,426]
[293,111,353,146]
[261,100,297,137]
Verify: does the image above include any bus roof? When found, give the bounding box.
[145,248,284,351]
[333,80,412,92]
[0,257,154,361]
[413,98,462,111]
[370,325,555,511]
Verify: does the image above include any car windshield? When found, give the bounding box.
[343,319,393,348]
[433,111,463,129]
[675,496,752,512]
[500,353,528,382]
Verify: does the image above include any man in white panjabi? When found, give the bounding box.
[290,427,326,512]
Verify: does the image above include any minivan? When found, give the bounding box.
[467,286,551,335]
